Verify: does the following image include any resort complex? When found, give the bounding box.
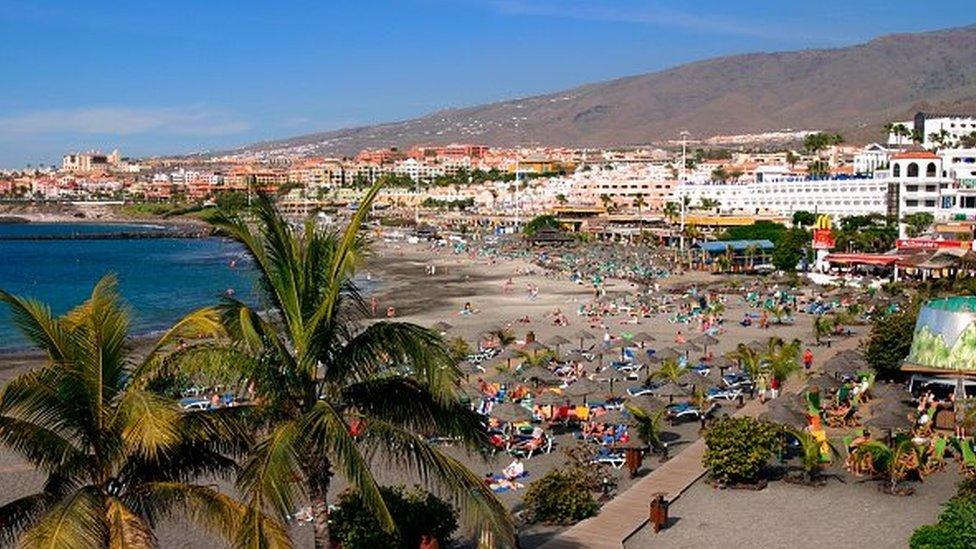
[6,5,976,548]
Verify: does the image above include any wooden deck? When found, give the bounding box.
[539,337,862,549]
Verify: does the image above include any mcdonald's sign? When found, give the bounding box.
[812,215,835,250]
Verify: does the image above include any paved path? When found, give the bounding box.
[539,335,862,549]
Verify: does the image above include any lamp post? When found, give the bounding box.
[679,131,690,252]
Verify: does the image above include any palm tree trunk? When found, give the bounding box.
[307,457,334,549]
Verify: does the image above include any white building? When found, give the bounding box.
[887,112,976,148]
[676,176,889,218]
[853,143,891,175]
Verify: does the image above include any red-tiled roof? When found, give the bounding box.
[892,151,938,160]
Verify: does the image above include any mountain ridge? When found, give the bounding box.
[238,24,976,155]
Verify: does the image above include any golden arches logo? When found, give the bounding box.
[814,215,832,231]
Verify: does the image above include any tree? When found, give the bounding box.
[699,197,719,211]
[555,193,568,206]
[198,191,513,547]
[727,343,764,382]
[633,193,647,219]
[903,212,935,238]
[599,193,616,213]
[786,428,839,484]
[803,132,844,154]
[785,151,799,169]
[523,214,562,236]
[852,439,922,494]
[772,228,810,272]
[792,210,817,228]
[703,417,780,485]
[764,337,801,384]
[329,486,459,549]
[0,277,285,547]
[711,166,729,182]
[865,301,920,379]
[648,358,686,384]
[663,202,680,224]
[625,403,666,453]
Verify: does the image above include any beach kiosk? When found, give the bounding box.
[902,297,976,428]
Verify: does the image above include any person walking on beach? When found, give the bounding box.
[803,348,814,371]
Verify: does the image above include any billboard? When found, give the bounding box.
[811,215,835,250]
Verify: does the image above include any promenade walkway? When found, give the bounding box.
[539,336,862,549]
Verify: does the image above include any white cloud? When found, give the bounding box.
[0,106,250,136]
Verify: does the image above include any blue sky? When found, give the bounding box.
[0,0,973,167]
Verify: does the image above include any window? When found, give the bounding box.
[925,200,936,207]
[906,200,919,207]
[925,185,937,192]
[927,163,937,177]
[906,185,919,192]
[908,163,919,177]
[893,164,901,177]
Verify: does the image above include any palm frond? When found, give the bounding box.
[340,377,488,449]
[299,401,394,532]
[21,488,105,549]
[112,389,181,460]
[105,497,156,548]
[358,417,515,547]
[328,322,457,401]
[130,482,291,549]
[0,493,55,546]
[0,291,69,362]
[236,420,305,520]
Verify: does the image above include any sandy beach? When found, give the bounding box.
[0,234,929,548]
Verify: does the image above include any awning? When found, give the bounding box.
[825,253,900,266]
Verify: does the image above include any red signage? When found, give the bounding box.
[895,239,971,250]
[812,229,835,250]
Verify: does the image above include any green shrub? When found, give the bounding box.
[523,469,599,524]
[329,485,458,549]
[703,417,780,485]
[910,493,976,548]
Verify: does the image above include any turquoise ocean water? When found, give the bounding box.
[0,223,258,351]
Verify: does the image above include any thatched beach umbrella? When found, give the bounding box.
[760,400,808,429]
[494,347,521,368]
[654,382,690,403]
[565,378,604,401]
[651,348,680,362]
[676,371,703,389]
[631,332,657,344]
[692,333,720,354]
[545,335,571,356]
[490,402,533,423]
[572,329,596,350]
[626,395,668,415]
[807,375,843,394]
[521,340,549,355]
[493,371,521,387]
[535,391,572,407]
[597,408,636,426]
[866,410,912,432]
[600,367,630,396]
[521,365,560,385]
[432,321,453,333]
[746,340,767,353]
[674,341,701,359]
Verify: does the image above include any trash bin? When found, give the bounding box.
[649,493,669,533]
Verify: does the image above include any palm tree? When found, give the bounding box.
[744,244,759,270]
[852,439,921,494]
[633,193,647,226]
[0,277,286,547]
[813,315,833,346]
[196,191,513,547]
[515,349,555,370]
[663,202,680,225]
[764,338,801,386]
[727,344,764,382]
[625,403,666,453]
[648,358,686,384]
[489,328,516,348]
[786,428,839,483]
